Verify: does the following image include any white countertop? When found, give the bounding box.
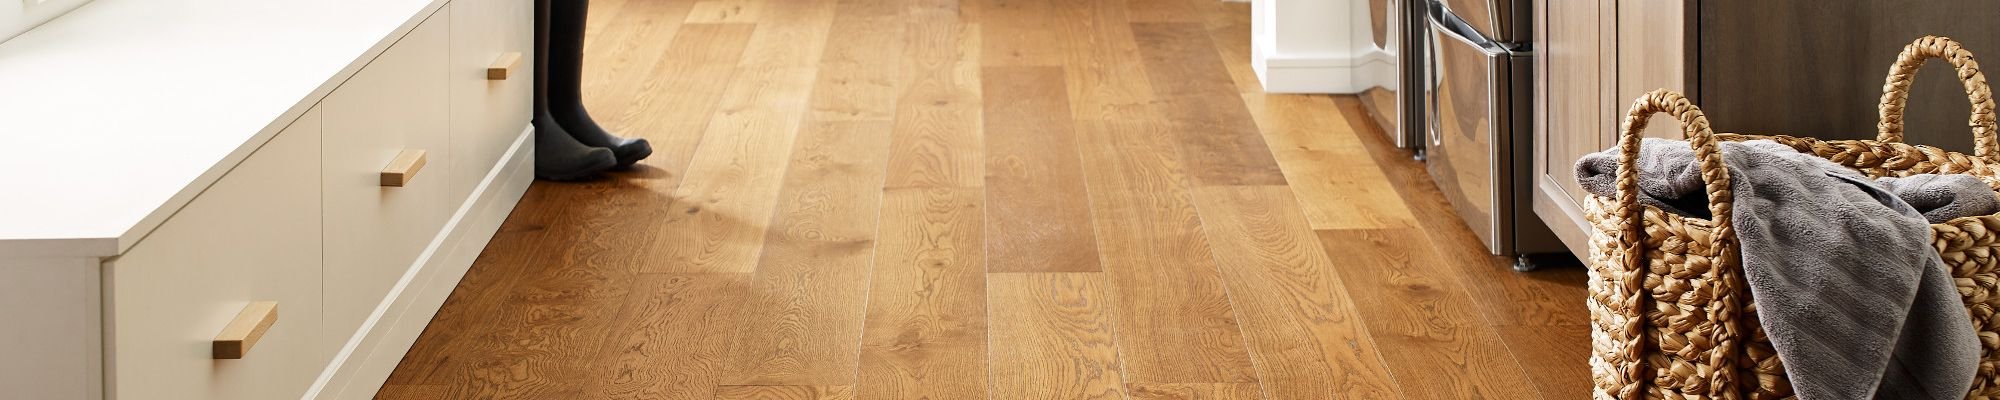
[0,0,444,258]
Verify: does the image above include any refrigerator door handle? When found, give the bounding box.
[1426,0,1507,57]
[1426,28,1443,147]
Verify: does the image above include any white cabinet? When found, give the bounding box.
[320,7,453,358]
[449,0,535,203]
[0,0,534,399]
[104,107,326,400]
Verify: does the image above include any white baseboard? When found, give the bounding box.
[306,125,536,400]
[1254,49,1396,94]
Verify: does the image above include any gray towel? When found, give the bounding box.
[1575,138,1979,400]
[1877,174,2000,223]
[1574,138,1713,218]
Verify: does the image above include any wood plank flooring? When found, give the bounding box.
[383,0,1590,398]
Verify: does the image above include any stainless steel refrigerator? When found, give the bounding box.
[1420,0,1562,266]
[1368,0,1427,151]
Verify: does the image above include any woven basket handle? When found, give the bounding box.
[1877,35,1999,159]
[1617,90,1735,238]
[1611,89,1742,400]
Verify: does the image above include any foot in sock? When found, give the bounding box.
[533,115,618,181]
[553,104,651,168]
[547,0,651,168]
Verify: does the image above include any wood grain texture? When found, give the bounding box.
[377,149,426,187]
[1072,119,1259,384]
[386,1,1594,398]
[857,188,989,399]
[1188,186,1402,399]
[903,0,966,22]
[641,67,817,274]
[373,384,448,400]
[211,301,278,359]
[383,185,568,387]
[810,10,905,122]
[580,0,697,119]
[722,121,894,386]
[835,0,906,19]
[1339,97,1591,328]
[1317,229,1539,400]
[1199,2,1260,94]
[594,23,755,172]
[1055,0,1155,121]
[987,273,1127,400]
[1243,94,1415,229]
[884,20,984,189]
[1131,22,1286,186]
[1531,0,1610,250]
[580,0,630,48]
[579,274,752,399]
[431,179,664,398]
[486,51,522,80]
[1125,0,1203,22]
[1496,324,1593,399]
[714,385,856,400]
[386,6,741,394]
[1342,96,1592,400]
[685,0,763,23]
[978,0,1064,66]
[951,0,983,22]
[383,172,669,398]
[981,66,1102,273]
[737,0,836,67]
[1127,383,1264,400]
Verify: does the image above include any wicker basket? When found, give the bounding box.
[1585,36,2000,400]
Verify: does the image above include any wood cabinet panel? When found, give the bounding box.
[1532,0,1614,256]
[1534,0,1708,257]
[1697,1,2000,153]
[1616,0,1692,139]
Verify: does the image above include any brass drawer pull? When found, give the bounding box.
[213,301,278,359]
[487,52,522,80]
[380,149,427,187]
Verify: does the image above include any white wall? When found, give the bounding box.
[1252,0,1393,93]
[2,0,94,42]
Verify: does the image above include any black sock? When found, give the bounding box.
[530,0,616,181]
[533,111,618,181]
[547,0,652,168]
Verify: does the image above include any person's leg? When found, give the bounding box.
[547,0,652,168]
[534,0,617,180]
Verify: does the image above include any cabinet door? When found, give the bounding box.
[1616,0,1692,139]
[320,9,452,357]
[448,0,534,203]
[106,107,326,400]
[1531,0,1616,256]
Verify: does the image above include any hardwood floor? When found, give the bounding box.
[382,0,1591,398]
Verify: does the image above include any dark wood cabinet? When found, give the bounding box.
[1532,0,2000,257]
[1531,0,1629,257]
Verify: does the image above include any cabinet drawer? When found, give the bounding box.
[320,9,452,356]
[104,108,326,400]
[449,0,534,203]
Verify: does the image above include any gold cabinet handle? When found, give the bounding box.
[380,149,428,187]
[213,301,278,359]
[487,52,522,80]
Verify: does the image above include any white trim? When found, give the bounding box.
[1255,49,1396,94]
[305,125,535,400]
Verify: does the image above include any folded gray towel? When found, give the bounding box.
[1876,174,2000,223]
[1575,138,1980,400]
